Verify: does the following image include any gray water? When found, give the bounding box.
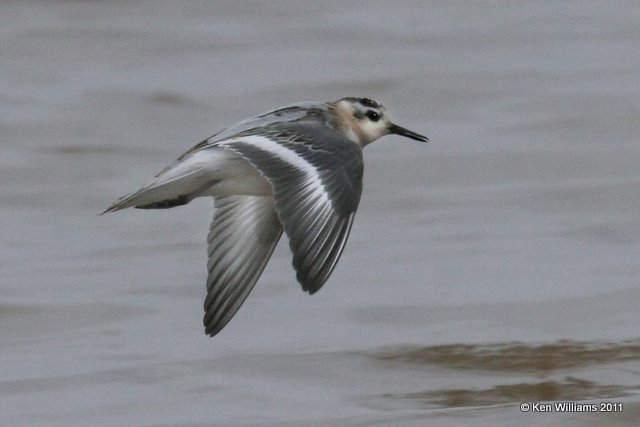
[2,1,640,426]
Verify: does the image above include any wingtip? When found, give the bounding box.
[203,318,224,338]
[202,301,226,338]
[296,269,326,295]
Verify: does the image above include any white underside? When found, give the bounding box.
[150,147,272,200]
[106,147,272,212]
[194,148,272,197]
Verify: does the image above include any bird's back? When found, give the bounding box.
[189,101,335,153]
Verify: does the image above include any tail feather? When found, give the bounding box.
[100,176,219,214]
[100,189,147,214]
[100,159,216,214]
[100,190,187,214]
[100,147,241,215]
[135,195,191,210]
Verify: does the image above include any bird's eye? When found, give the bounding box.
[366,110,380,122]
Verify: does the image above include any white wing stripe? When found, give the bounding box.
[221,135,331,206]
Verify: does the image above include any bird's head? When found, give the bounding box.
[333,97,428,146]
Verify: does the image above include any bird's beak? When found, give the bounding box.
[388,123,429,142]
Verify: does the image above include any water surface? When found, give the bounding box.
[2,1,639,426]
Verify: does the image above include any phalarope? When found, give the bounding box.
[102,97,428,336]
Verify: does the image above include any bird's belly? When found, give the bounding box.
[200,149,272,197]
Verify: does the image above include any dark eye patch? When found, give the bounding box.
[366,110,380,122]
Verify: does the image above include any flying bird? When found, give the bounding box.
[102,97,428,336]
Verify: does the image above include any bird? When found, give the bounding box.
[102,97,428,337]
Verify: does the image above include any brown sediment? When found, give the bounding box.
[370,340,640,374]
[370,340,640,408]
[388,378,633,408]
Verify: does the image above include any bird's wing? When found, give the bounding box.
[103,102,329,214]
[184,102,328,155]
[204,195,283,337]
[218,121,364,294]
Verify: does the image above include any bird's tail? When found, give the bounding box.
[100,146,239,215]
[100,183,194,214]
[100,165,213,215]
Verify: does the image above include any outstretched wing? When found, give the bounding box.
[204,195,283,337]
[219,122,364,294]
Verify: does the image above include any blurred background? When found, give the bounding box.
[2,1,639,426]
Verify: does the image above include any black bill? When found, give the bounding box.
[388,123,429,142]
